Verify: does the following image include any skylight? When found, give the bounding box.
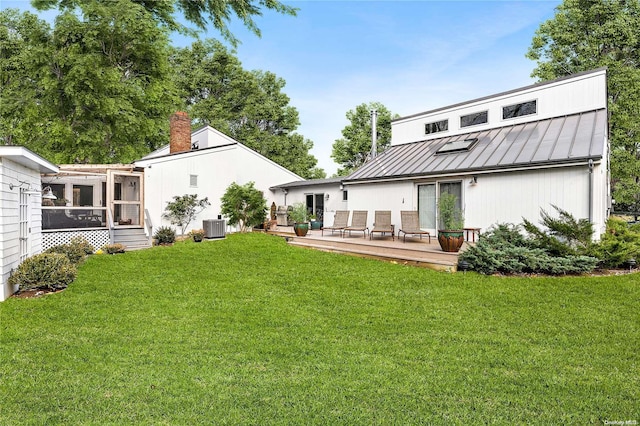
[436,138,478,154]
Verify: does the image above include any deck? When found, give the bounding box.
[267,226,468,272]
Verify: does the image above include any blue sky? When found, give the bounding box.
[3,0,562,176]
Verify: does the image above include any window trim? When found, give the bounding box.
[425,119,449,135]
[502,99,537,120]
[460,110,488,128]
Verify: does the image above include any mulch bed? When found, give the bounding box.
[11,288,66,299]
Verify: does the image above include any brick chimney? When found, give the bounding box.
[169,111,191,154]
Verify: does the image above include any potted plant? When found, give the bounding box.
[437,192,465,252]
[309,213,322,230]
[189,229,205,242]
[289,202,309,236]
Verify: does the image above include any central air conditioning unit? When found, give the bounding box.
[203,219,226,239]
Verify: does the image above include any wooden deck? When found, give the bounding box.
[267,226,467,272]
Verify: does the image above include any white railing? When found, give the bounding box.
[144,208,153,245]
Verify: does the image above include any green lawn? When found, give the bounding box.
[1,233,638,424]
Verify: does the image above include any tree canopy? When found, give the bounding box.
[171,40,325,179]
[1,5,178,163]
[1,1,323,178]
[526,0,640,210]
[331,102,399,176]
[32,0,298,47]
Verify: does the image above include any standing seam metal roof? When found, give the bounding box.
[346,109,606,182]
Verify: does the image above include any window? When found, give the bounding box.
[460,111,488,128]
[190,174,198,187]
[342,190,348,201]
[73,185,93,206]
[425,119,448,135]
[436,138,478,154]
[502,100,536,119]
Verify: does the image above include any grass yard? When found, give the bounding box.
[1,233,638,424]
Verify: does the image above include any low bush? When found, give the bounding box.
[70,236,94,255]
[460,223,599,275]
[46,244,86,265]
[8,253,77,291]
[587,218,640,268]
[154,226,176,244]
[102,243,126,254]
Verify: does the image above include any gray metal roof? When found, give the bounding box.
[347,109,607,182]
[271,177,343,190]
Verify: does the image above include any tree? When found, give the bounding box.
[220,182,267,232]
[33,0,298,47]
[171,40,325,179]
[526,0,640,210]
[0,4,179,163]
[331,102,399,176]
[163,194,211,235]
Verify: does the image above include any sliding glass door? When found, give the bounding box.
[418,181,462,232]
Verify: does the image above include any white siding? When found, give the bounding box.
[347,181,415,229]
[1,159,44,301]
[277,183,344,223]
[392,69,607,145]
[139,143,302,234]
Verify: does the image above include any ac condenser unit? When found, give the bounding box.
[203,219,226,239]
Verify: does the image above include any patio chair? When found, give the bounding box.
[370,210,394,240]
[398,210,431,243]
[343,210,368,238]
[322,210,350,236]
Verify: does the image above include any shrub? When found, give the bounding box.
[587,217,640,268]
[154,226,176,244]
[459,222,599,275]
[220,182,267,232]
[46,244,86,265]
[70,236,94,255]
[9,253,77,291]
[163,194,210,235]
[103,243,126,254]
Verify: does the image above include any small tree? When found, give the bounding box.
[163,194,210,235]
[220,182,267,232]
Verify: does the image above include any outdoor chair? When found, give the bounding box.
[370,210,394,240]
[322,210,350,236]
[343,210,368,238]
[398,210,431,243]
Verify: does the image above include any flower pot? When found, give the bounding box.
[438,230,465,252]
[293,222,309,237]
[311,220,323,230]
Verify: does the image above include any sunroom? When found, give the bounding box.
[40,164,147,250]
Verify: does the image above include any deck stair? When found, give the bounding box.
[112,227,151,251]
[269,227,461,272]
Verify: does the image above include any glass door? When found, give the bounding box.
[107,170,143,227]
[418,184,436,232]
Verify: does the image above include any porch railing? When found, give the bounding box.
[144,208,153,246]
[42,207,108,231]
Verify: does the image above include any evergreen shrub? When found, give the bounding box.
[154,226,176,244]
[9,253,77,291]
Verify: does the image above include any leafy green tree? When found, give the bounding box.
[1,4,179,163]
[163,194,211,235]
[331,102,399,176]
[33,0,298,47]
[526,0,640,210]
[220,181,267,232]
[172,40,325,179]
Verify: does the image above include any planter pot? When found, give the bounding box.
[438,230,465,252]
[311,220,323,230]
[293,222,309,237]
[193,236,203,242]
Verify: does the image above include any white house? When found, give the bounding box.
[135,112,304,235]
[342,68,610,238]
[1,147,59,301]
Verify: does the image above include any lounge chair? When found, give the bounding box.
[322,210,350,236]
[343,210,368,238]
[370,210,394,240]
[398,210,431,243]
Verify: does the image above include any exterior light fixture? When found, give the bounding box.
[42,186,57,200]
[469,176,478,186]
[325,194,330,200]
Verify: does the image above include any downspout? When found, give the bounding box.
[588,159,594,223]
[370,109,378,159]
